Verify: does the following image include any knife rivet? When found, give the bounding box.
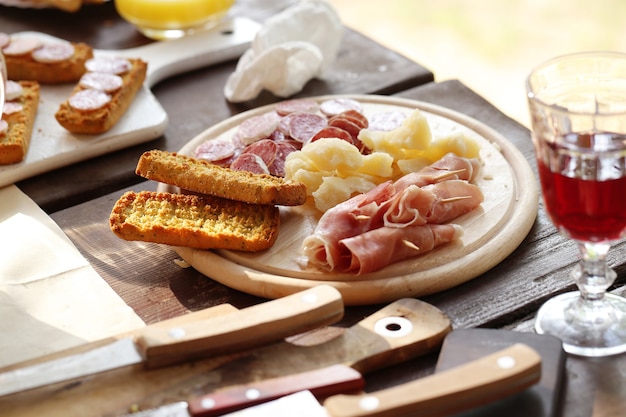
[359,396,380,411]
[374,316,413,338]
[168,327,186,339]
[497,355,516,369]
[245,388,261,399]
[200,398,216,409]
[301,293,319,304]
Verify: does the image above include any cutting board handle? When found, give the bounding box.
[113,17,261,88]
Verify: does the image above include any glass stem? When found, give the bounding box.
[574,242,616,301]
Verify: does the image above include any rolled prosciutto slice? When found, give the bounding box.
[341,223,464,274]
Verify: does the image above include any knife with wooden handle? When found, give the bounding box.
[222,343,542,417]
[118,298,452,417]
[0,285,344,397]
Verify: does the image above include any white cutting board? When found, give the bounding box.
[0,17,260,187]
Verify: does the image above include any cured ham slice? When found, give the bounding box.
[302,154,484,273]
[341,224,463,274]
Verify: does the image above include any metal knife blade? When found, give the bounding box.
[222,343,542,417]
[0,285,344,397]
[120,298,452,417]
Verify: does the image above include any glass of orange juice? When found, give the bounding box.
[115,0,235,40]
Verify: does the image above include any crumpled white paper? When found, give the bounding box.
[224,0,343,102]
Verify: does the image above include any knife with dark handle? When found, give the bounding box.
[0,285,344,397]
[118,298,452,417]
[222,343,542,417]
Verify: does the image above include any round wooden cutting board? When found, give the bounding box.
[159,95,539,305]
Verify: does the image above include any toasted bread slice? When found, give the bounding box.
[109,191,280,252]
[136,149,307,206]
[0,81,40,165]
[55,57,147,134]
[5,41,93,84]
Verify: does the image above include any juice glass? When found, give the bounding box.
[527,52,626,356]
[115,0,235,40]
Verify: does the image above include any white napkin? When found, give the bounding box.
[0,185,145,368]
[224,0,343,102]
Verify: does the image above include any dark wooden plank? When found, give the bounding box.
[2,1,432,213]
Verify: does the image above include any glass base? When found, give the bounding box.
[136,19,221,40]
[535,291,626,357]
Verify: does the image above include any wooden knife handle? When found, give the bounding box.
[187,364,364,417]
[323,343,542,417]
[137,285,344,368]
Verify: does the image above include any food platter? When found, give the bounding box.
[159,95,539,305]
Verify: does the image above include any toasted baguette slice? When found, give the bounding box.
[55,57,147,134]
[5,41,93,84]
[136,149,307,206]
[0,81,40,165]
[110,191,280,252]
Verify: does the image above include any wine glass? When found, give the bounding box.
[526,52,626,357]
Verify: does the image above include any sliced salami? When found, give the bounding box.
[319,98,363,117]
[195,137,238,162]
[230,153,269,175]
[275,98,319,116]
[85,56,132,75]
[269,141,299,177]
[68,89,111,111]
[79,72,124,93]
[310,126,354,145]
[32,42,75,63]
[2,37,41,56]
[0,120,8,135]
[336,109,369,129]
[288,112,327,143]
[242,138,278,167]
[328,116,361,141]
[0,33,9,49]
[236,111,281,145]
[5,80,23,101]
[2,101,23,115]
[368,111,407,132]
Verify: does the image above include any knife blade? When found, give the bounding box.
[222,343,542,417]
[119,298,452,417]
[0,285,344,397]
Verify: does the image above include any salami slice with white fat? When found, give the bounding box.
[230,153,270,175]
[5,81,23,101]
[288,112,327,143]
[0,33,10,49]
[85,56,132,75]
[236,111,281,145]
[68,89,111,111]
[242,139,278,167]
[2,37,41,56]
[32,42,75,63]
[310,126,354,145]
[2,101,23,115]
[79,72,124,93]
[275,98,319,116]
[336,109,369,129]
[269,141,299,177]
[195,137,239,162]
[319,98,363,117]
[0,120,8,135]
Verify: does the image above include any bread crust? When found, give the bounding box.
[55,58,147,134]
[136,149,307,206]
[0,81,40,165]
[109,191,280,252]
[6,42,93,84]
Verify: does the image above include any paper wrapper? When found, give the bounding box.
[224,0,343,102]
[0,185,145,368]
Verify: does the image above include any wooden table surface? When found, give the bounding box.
[1,1,624,417]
